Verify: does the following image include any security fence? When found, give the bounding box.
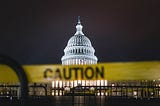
[0,82,160,99]
[0,83,160,106]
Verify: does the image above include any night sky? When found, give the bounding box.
[0,0,160,64]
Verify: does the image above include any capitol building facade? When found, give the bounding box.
[52,18,159,97]
[51,18,107,95]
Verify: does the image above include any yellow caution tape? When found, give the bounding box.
[0,61,160,83]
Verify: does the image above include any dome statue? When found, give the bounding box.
[61,17,98,65]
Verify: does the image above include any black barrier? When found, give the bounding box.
[0,55,28,106]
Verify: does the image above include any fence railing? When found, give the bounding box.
[0,84,160,99]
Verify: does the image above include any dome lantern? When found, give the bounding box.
[75,16,84,35]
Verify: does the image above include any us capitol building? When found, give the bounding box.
[51,17,159,97]
[61,17,97,65]
[51,18,108,95]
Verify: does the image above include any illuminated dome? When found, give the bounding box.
[61,17,98,65]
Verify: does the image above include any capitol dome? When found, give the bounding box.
[61,17,98,65]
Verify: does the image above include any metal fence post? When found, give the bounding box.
[0,55,28,106]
